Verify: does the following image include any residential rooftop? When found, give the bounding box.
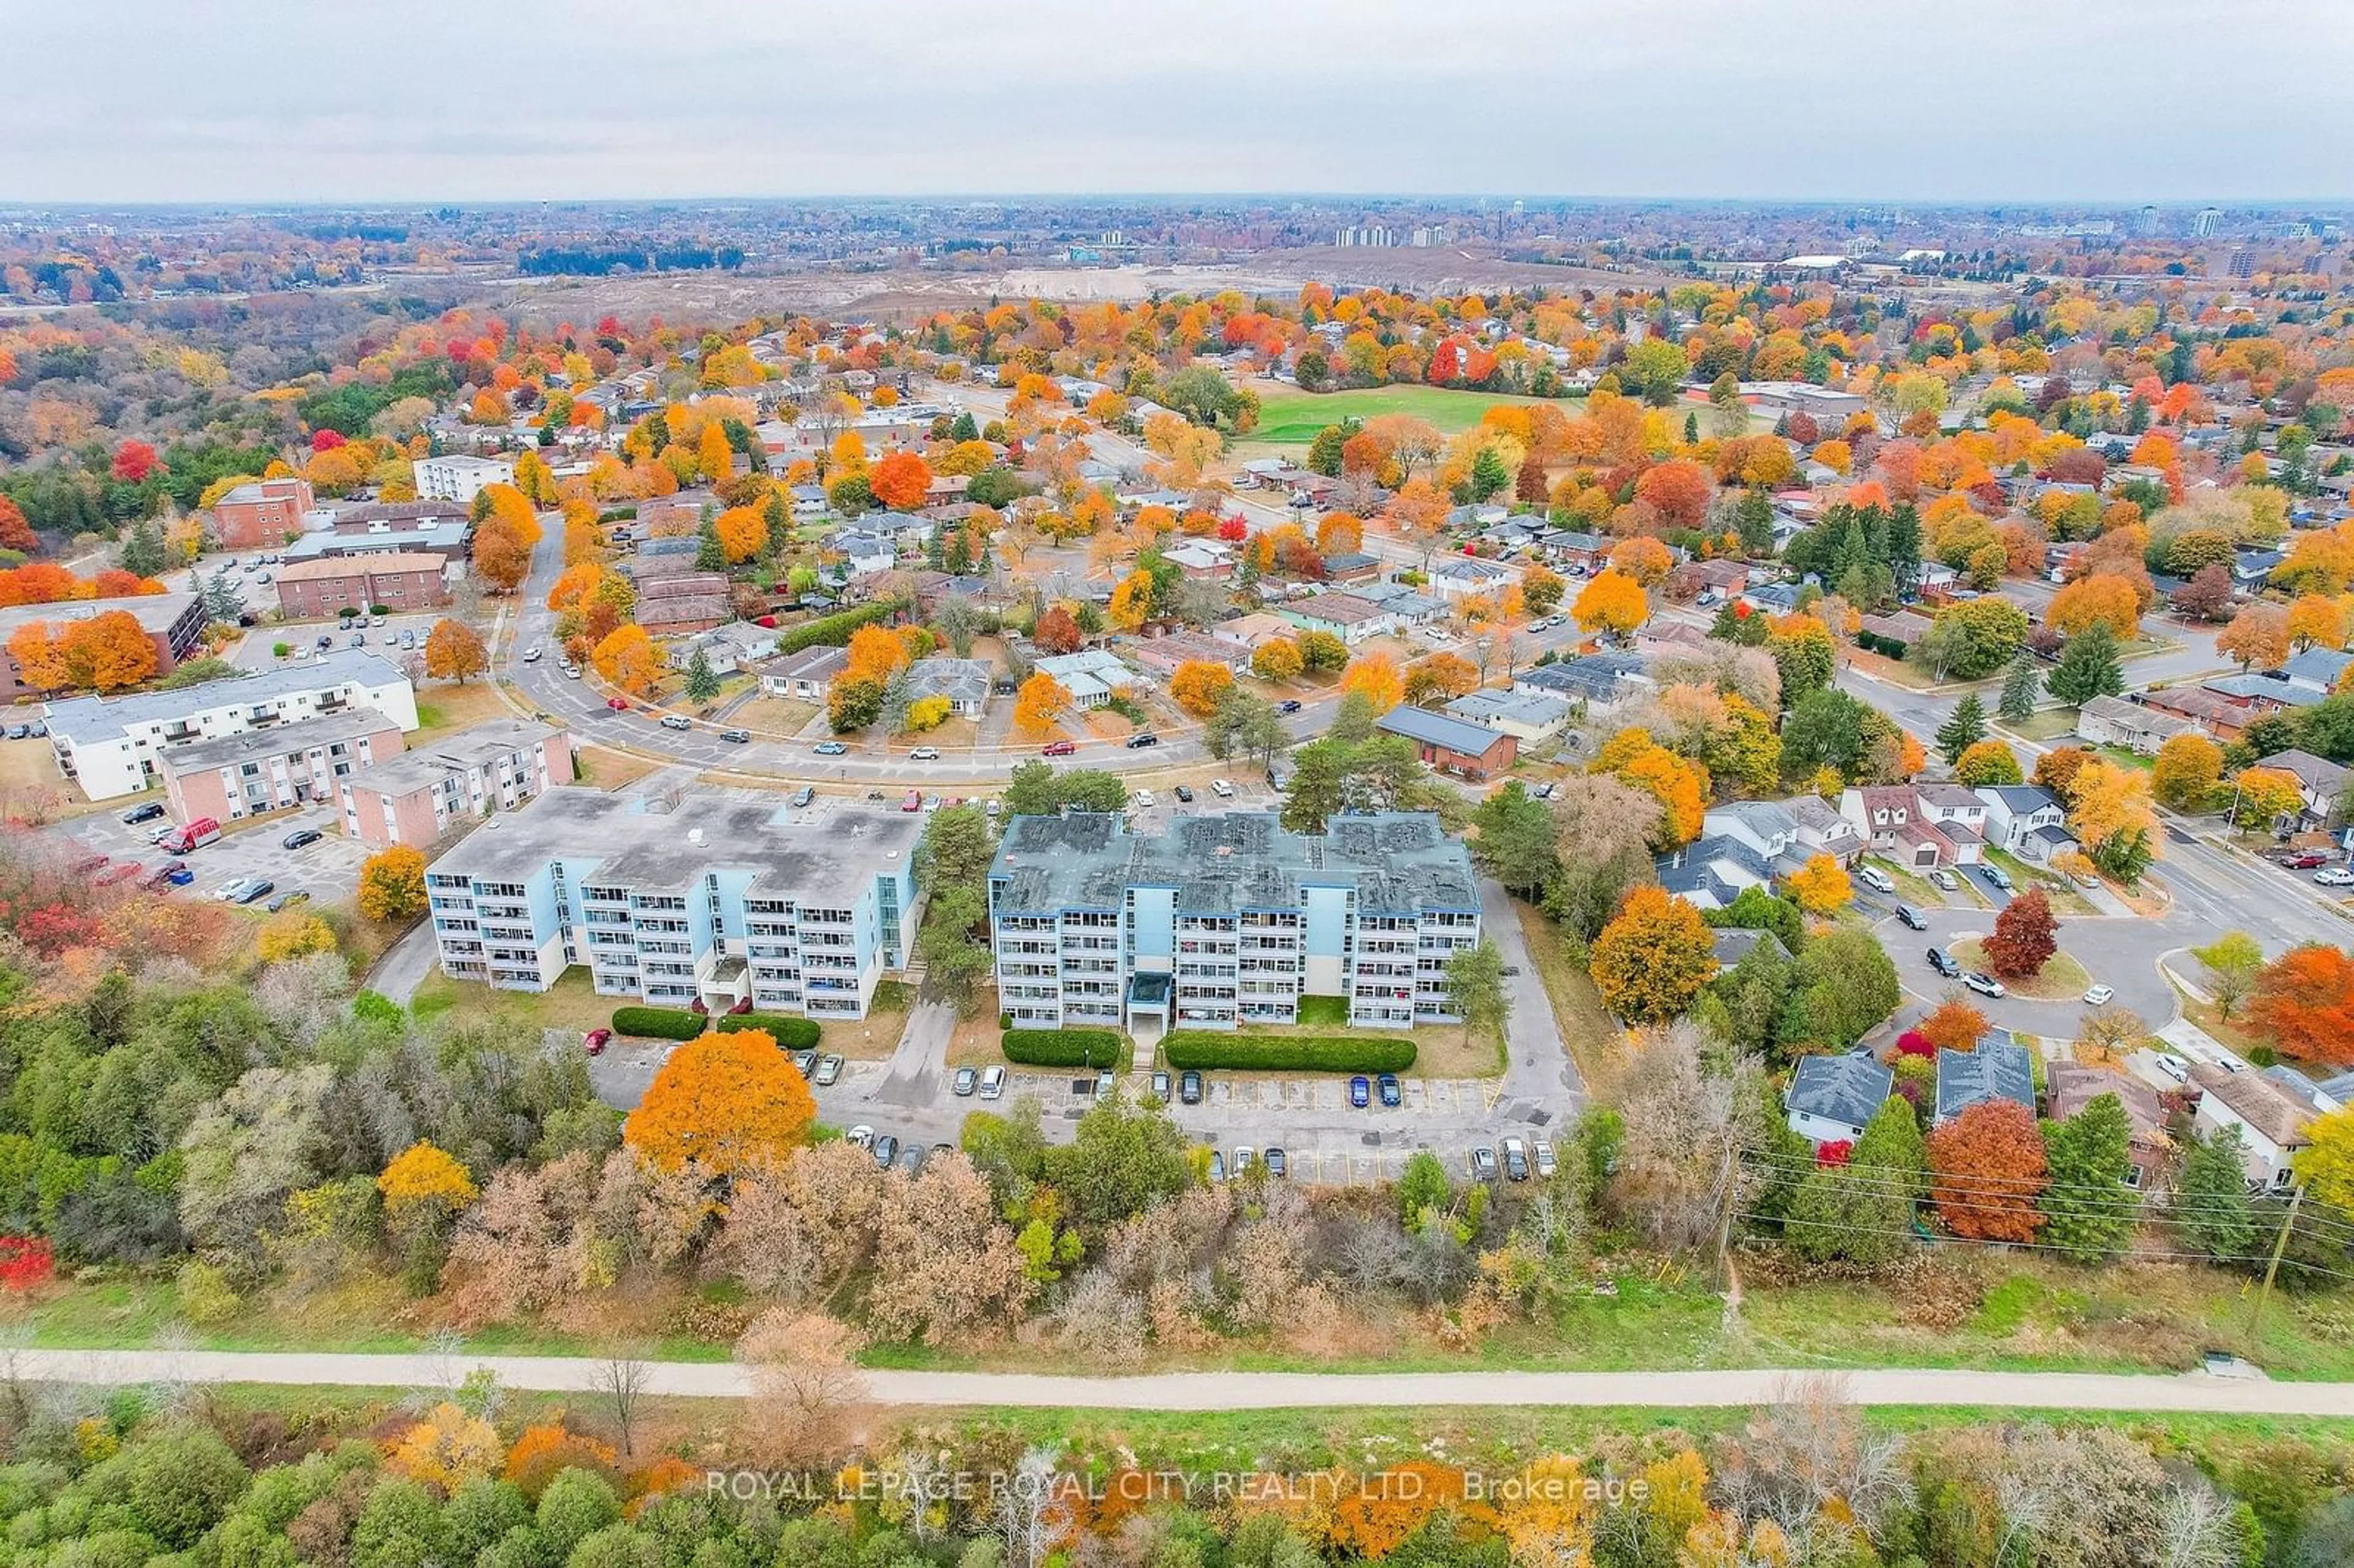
[989,810,1477,919]
[42,649,410,745]
[344,718,559,796]
[154,706,400,778]
[0,589,198,643]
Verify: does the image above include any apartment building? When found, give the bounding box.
[42,650,419,801]
[414,454,517,504]
[987,810,1480,1033]
[423,790,922,1019]
[273,553,452,618]
[338,718,573,848]
[212,478,318,549]
[0,591,211,702]
[161,707,406,824]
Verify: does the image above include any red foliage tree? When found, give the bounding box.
[1892,1030,1935,1058]
[109,441,159,482]
[2249,943,2354,1065]
[0,497,34,554]
[1216,516,1248,542]
[1633,460,1712,530]
[1815,1140,1854,1168]
[1981,886,2057,979]
[1032,604,1083,655]
[1926,1100,2047,1241]
[0,1238,53,1291]
[311,428,348,451]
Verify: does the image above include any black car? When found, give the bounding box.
[720,728,751,744]
[1179,1069,1203,1105]
[1124,732,1159,749]
[1895,904,1928,931]
[1174,783,1194,802]
[1927,946,1961,978]
[1377,1073,1403,1108]
[1264,1147,1287,1179]
[1276,699,1301,714]
[265,890,311,913]
[121,802,166,826]
[953,1065,979,1096]
[281,828,323,850]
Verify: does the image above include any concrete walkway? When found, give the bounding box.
[9,1349,2351,1416]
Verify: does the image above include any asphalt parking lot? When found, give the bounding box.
[228,611,445,674]
[55,799,369,908]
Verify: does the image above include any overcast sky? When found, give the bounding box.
[6,1,2351,206]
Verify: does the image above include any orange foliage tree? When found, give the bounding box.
[1338,651,1404,713]
[869,451,934,511]
[1917,997,1989,1052]
[623,1029,817,1174]
[504,1423,619,1501]
[1571,569,1649,637]
[844,624,910,687]
[1926,1100,2047,1241]
[2249,944,2354,1065]
[1781,854,1852,916]
[1168,660,1235,718]
[1011,673,1072,738]
[713,506,767,564]
[593,624,661,696]
[422,618,487,683]
[2047,574,2141,639]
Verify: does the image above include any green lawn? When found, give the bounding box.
[1997,709,2080,743]
[408,967,614,1036]
[1246,386,1580,447]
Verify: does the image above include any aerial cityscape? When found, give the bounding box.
[4,4,2354,1565]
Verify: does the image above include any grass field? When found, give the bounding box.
[1246,385,1580,447]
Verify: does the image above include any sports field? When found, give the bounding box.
[1246,384,1579,448]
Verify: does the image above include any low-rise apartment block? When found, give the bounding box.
[161,707,406,824]
[424,790,922,1019]
[42,650,419,801]
[988,811,1480,1032]
[338,718,573,847]
[414,454,517,504]
[273,552,452,618]
[212,478,318,548]
[0,591,210,702]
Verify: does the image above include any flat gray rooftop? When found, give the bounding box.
[156,706,400,778]
[346,718,557,795]
[44,650,407,745]
[990,810,1477,918]
[430,787,921,897]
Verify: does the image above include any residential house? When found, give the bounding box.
[1933,1039,2038,1124]
[2075,694,2198,753]
[1977,785,2079,864]
[1655,832,1775,911]
[1374,706,1518,780]
[2138,685,2255,739]
[413,454,516,505]
[2258,748,2348,828]
[669,622,780,673]
[1130,631,1250,680]
[834,531,897,578]
[1741,581,1804,615]
[1713,797,1865,868]
[1914,783,1991,859]
[2204,672,2324,718]
[1443,690,1573,743]
[2046,1065,2171,1192]
[1276,591,1392,645]
[1711,927,1790,968]
[1857,609,1936,655]
[1786,1052,1895,1147]
[1687,558,1753,597]
[1542,530,1610,569]
[756,645,848,702]
[1426,555,1517,604]
[2188,1062,2314,1190]
[1320,550,1382,585]
[2280,647,2353,694]
[1840,784,1982,869]
[905,657,993,718]
[1162,539,1233,580]
[1353,580,1446,626]
[1209,612,1297,651]
[1515,652,1651,713]
[1034,650,1139,709]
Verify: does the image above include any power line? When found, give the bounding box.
[1740,1210,2354,1284]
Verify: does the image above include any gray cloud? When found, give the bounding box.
[3,0,2350,202]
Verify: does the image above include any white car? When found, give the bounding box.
[2315,866,2354,887]
[909,745,941,761]
[979,1065,1007,1100]
[845,1125,874,1149]
[1210,778,1236,798]
[562,663,582,679]
[1134,788,1157,809]
[1856,865,1896,895]
[2082,984,2115,1007]
[522,646,543,663]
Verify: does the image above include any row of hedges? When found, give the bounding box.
[1159,1031,1416,1073]
[1855,630,1911,659]
[715,1013,821,1050]
[1002,1028,1123,1068]
[611,1007,820,1050]
[776,599,898,655]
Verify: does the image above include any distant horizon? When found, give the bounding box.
[1,194,2349,215]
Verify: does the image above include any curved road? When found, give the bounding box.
[8,1347,2345,1415]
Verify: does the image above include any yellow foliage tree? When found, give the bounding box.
[902,695,952,733]
[1168,660,1235,718]
[376,1140,479,1216]
[422,618,487,684]
[1011,673,1072,739]
[356,845,428,923]
[1571,569,1650,637]
[1781,854,1853,916]
[389,1402,504,1494]
[593,624,661,696]
[1338,650,1404,714]
[1251,639,1304,682]
[623,1030,816,1175]
[1107,569,1156,632]
[713,506,766,564]
[255,913,338,963]
[843,624,910,687]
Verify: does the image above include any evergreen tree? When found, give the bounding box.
[1682,411,1700,444]
[2039,1093,2138,1259]
[1733,488,1776,558]
[200,567,245,623]
[1788,1099,1922,1265]
[2174,1126,2260,1264]
[119,518,166,577]
[761,490,791,558]
[1997,650,2042,721]
[1305,422,1350,478]
[950,411,979,442]
[695,512,726,572]
[682,647,721,705]
[1933,693,1989,764]
[2047,623,2125,706]
[1466,445,1511,502]
[1279,738,1352,835]
[1886,503,1922,588]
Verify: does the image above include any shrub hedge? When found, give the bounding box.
[609,1006,704,1041]
[715,1014,822,1050]
[1002,1028,1124,1068]
[1159,1031,1415,1073]
[775,599,897,655]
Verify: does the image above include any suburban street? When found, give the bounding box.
[10,1347,2352,1417]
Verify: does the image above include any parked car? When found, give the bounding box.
[1134,788,1157,809]
[793,1049,818,1079]
[522,647,543,663]
[790,785,815,807]
[281,828,323,850]
[720,728,750,744]
[952,1066,979,1097]
[1982,864,2015,891]
[146,861,192,889]
[1265,1147,1287,1179]
[660,714,692,731]
[1151,1070,1170,1102]
[1928,868,1959,891]
[845,1125,874,1149]
[219,877,276,906]
[2152,1054,2190,1085]
[1964,970,2007,998]
[2083,984,2116,1006]
[1377,1073,1402,1108]
[1179,1068,1202,1105]
[2317,866,2354,886]
[899,1144,928,1175]
[1173,783,1194,803]
[1856,864,1895,894]
[1895,904,1928,931]
[814,740,848,756]
[349,632,367,647]
[980,1065,1007,1100]
[121,802,166,825]
[2284,852,2331,870]
[1927,946,1961,978]
[1230,1146,1256,1178]
[1042,739,1077,756]
[314,634,333,651]
[1469,1146,1499,1182]
[1501,1137,1531,1182]
[1207,1150,1226,1182]
[563,663,583,680]
[910,745,941,761]
[871,1134,900,1167]
[1211,778,1236,797]
[901,790,922,812]
[1349,1075,1371,1109]
[398,629,415,649]
[813,1054,844,1086]
[1533,1139,1558,1179]
[265,890,310,913]
[1124,732,1159,749]
[583,1027,612,1056]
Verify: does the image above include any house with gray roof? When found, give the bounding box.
[1444,689,1573,742]
[1934,1040,2038,1125]
[1786,1051,1895,1146]
[2258,748,2349,827]
[1376,706,1518,779]
[1515,651,1650,711]
[1977,785,2077,863]
[1033,650,1138,709]
[905,657,994,717]
[2281,646,2353,694]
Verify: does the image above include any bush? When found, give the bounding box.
[775,599,898,655]
[713,1013,821,1050]
[1159,1031,1415,1073]
[1002,1028,1123,1068]
[609,1006,704,1041]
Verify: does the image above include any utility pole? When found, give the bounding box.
[2253,1184,2304,1340]
[1712,1144,1740,1297]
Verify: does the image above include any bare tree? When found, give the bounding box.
[737,1308,867,1469]
[593,1348,650,1456]
[994,1445,1072,1568]
[2156,1483,2240,1568]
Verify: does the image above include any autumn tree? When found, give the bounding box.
[1032,604,1083,655]
[2067,758,2160,881]
[1011,672,1072,739]
[1404,651,1478,707]
[1590,887,1718,1024]
[2152,732,2225,811]
[869,450,933,511]
[357,845,429,922]
[2047,573,2142,639]
[1608,535,1677,587]
[2228,766,2305,831]
[255,913,337,962]
[1338,650,1404,714]
[1106,569,1155,632]
[1250,638,1303,682]
[389,1402,504,1494]
[1295,628,1349,672]
[1168,660,1235,718]
[623,1029,817,1175]
[1952,739,2023,786]
[1523,563,1566,614]
[422,618,487,683]
[2295,1108,2354,1216]
[54,611,158,692]
[2217,603,2290,672]
[712,505,766,564]
[1782,854,1852,916]
[1982,886,2059,978]
[1917,996,1988,1052]
[2193,930,2263,1019]
[1572,568,1649,638]
[1927,1100,2047,1242]
[592,623,660,696]
[2249,944,2354,1065]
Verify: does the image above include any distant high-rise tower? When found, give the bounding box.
[2195,207,2223,237]
[2136,205,2160,236]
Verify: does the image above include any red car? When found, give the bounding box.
[1042,739,1076,756]
[582,1027,611,1056]
[2283,852,2330,870]
[901,790,923,812]
[605,696,630,712]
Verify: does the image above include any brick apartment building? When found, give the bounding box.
[0,591,209,703]
[212,478,317,549]
[159,707,407,824]
[338,718,573,848]
[273,553,451,618]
